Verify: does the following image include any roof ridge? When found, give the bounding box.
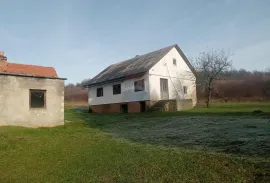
[7,62,55,68]
[130,44,176,58]
[111,44,176,67]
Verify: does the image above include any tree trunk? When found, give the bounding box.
[206,88,212,108]
[206,79,213,108]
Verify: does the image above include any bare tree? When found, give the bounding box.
[193,49,233,107]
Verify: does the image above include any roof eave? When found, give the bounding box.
[174,45,197,77]
[0,72,67,80]
[83,71,146,88]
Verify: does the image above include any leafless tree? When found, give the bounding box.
[265,67,270,75]
[193,49,233,107]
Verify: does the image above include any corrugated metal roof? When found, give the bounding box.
[85,44,195,87]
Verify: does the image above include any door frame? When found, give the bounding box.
[160,78,169,100]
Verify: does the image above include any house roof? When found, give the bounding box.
[85,44,196,87]
[0,62,66,80]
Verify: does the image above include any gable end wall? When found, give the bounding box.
[149,47,197,106]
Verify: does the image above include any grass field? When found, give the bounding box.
[0,103,270,182]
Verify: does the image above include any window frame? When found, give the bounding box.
[173,58,177,66]
[96,87,103,97]
[183,86,187,94]
[134,79,145,92]
[29,89,46,109]
[113,84,121,95]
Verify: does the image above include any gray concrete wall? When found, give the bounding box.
[0,75,64,127]
[177,99,193,111]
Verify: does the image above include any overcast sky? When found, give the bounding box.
[0,0,269,83]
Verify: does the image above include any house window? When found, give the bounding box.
[134,79,145,92]
[30,90,46,108]
[97,87,103,97]
[173,58,177,66]
[183,86,187,94]
[113,84,121,95]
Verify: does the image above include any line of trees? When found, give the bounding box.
[64,78,90,101]
[196,70,270,101]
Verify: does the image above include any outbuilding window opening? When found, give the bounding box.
[30,90,46,108]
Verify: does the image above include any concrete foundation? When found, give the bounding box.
[91,101,149,113]
[90,99,194,113]
[176,99,193,111]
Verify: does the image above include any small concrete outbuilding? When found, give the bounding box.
[0,51,66,127]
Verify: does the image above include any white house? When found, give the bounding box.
[84,44,197,113]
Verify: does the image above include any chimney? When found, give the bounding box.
[0,51,7,68]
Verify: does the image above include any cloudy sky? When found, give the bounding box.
[0,0,269,83]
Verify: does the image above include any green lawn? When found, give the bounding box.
[0,103,270,183]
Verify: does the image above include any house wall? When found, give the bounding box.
[0,75,65,127]
[88,74,150,106]
[149,47,197,106]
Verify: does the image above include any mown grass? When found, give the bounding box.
[193,102,270,112]
[160,102,270,117]
[0,102,269,182]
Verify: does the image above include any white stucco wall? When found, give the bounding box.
[149,47,197,105]
[88,74,150,105]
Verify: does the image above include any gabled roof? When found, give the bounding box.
[85,44,195,87]
[0,62,58,77]
[0,61,66,80]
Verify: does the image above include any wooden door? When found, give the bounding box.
[160,78,169,100]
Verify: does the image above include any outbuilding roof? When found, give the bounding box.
[0,52,65,80]
[85,44,195,87]
[0,62,59,78]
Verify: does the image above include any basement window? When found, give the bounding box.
[30,90,46,108]
[134,79,145,92]
[183,86,187,94]
[113,84,121,95]
[173,58,177,66]
[97,88,103,97]
[120,104,128,113]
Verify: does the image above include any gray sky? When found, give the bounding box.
[0,0,269,83]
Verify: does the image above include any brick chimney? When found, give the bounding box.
[0,51,7,68]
